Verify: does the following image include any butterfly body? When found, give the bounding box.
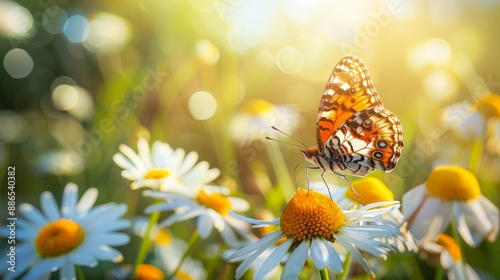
[304,55,403,183]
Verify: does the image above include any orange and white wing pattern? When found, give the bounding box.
[314,55,403,176]
[316,55,383,151]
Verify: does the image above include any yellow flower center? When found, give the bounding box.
[135,264,165,280]
[155,228,173,245]
[436,234,462,261]
[346,177,394,205]
[195,189,232,216]
[35,219,85,258]
[280,189,346,244]
[242,99,274,115]
[475,93,500,119]
[144,168,170,179]
[176,270,193,280]
[426,166,481,201]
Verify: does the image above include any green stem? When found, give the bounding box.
[134,210,161,275]
[265,142,294,201]
[434,263,445,280]
[319,267,330,280]
[168,231,200,280]
[451,219,467,264]
[75,265,85,280]
[206,243,227,279]
[468,137,484,175]
[338,251,352,280]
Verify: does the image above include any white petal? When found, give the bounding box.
[402,184,427,219]
[22,257,64,279]
[137,138,152,170]
[311,239,329,269]
[197,213,214,239]
[119,143,146,173]
[324,239,343,272]
[68,249,97,266]
[228,230,283,261]
[61,183,78,218]
[407,197,452,241]
[219,223,239,248]
[90,245,124,262]
[178,150,198,174]
[229,197,251,212]
[255,240,292,279]
[40,190,61,221]
[20,203,48,227]
[478,195,499,242]
[112,153,135,170]
[453,199,495,247]
[280,240,309,280]
[60,259,76,280]
[75,188,98,214]
[336,235,373,276]
[229,211,280,226]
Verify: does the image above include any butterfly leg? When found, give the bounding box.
[305,165,320,195]
[331,170,361,198]
[319,169,334,200]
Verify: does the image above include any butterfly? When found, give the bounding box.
[300,55,404,196]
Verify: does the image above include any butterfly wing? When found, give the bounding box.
[323,107,404,176]
[316,55,383,153]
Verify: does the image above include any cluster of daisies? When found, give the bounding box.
[1,96,499,279]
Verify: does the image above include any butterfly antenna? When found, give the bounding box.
[269,126,308,149]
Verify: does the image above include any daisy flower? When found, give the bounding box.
[403,165,499,247]
[0,183,130,280]
[228,99,300,144]
[227,188,401,279]
[113,137,220,191]
[442,92,500,155]
[311,178,418,253]
[421,234,480,280]
[143,185,251,248]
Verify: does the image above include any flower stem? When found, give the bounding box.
[338,251,352,280]
[319,267,330,280]
[434,263,444,280]
[451,219,467,264]
[266,142,294,201]
[76,265,85,280]
[168,231,200,280]
[134,210,161,275]
[468,137,484,174]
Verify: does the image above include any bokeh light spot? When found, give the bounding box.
[3,48,33,78]
[52,84,94,120]
[63,15,89,43]
[188,91,217,120]
[276,46,303,74]
[424,70,458,101]
[84,12,131,53]
[195,39,220,65]
[0,2,33,38]
[407,38,452,69]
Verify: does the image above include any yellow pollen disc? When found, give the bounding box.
[144,168,170,179]
[346,177,394,205]
[154,228,173,245]
[475,93,500,119]
[242,99,274,115]
[436,234,462,261]
[195,189,231,215]
[280,189,346,243]
[35,219,84,258]
[135,264,165,280]
[426,166,481,201]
